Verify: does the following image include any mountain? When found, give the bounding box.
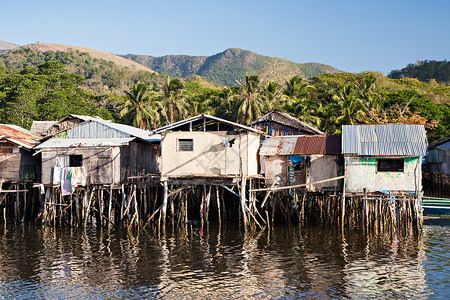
[121,48,341,87]
[0,43,160,95]
[388,60,450,86]
[0,40,19,53]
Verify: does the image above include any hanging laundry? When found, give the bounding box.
[61,168,73,196]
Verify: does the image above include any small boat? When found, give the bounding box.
[422,197,450,216]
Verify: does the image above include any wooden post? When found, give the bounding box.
[216,185,221,225]
[161,181,168,231]
[108,186,113,227]
[240,177,248,229]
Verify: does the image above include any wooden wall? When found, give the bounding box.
[0,143,39,181]
[41,142,159,185]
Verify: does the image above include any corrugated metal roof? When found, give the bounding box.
[293,135,341,155]
[342,124,428,156]
[44,119,161,142]
[0,124,41,149]
[260,135,341,156]
[35,138,135,149]
[259,136,297,155]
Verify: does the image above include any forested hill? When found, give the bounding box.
[121,48,341,87]
[0,43,162,95]
[388,60,450,85]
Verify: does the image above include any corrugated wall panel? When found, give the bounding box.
[342,124,427,156]
[67,122,130,139]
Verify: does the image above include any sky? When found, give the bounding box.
[1,0,449,74]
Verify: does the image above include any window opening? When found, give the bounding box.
[178,139,193,151]
[377,158,404,172]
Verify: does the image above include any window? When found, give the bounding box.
[178,139,194,151]
[377,158,404,172]
[69,155,83,167]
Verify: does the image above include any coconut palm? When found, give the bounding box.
[120,82,159,129]
[333,84,363,125]
[159,76,188,124]
[234,74,273,124]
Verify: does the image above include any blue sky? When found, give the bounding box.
[1,0,448,74]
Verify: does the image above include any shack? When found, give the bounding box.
[341,124,428,194]
[426,137,450,175]
[150,114,264,182]
[248,109,324,136]
[0,125,41,181]
[40,114,108,137]
[259,135,342,192]
[35,117,161,187]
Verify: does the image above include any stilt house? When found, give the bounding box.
[0,125,41,181]
[341,124,428,193]
[149,114,264,183]
[426,137,450,175]
[259,135,342,192]
[35,117,160,188]
[248,109,324,136]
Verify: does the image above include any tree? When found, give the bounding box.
[159,76,187,124]
[120,82,159,129]
[234,74,272,124]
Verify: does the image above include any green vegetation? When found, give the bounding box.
[122,48,340,87]
[0,48,163,95]
[389,60,450,86]
[0,48,448,144]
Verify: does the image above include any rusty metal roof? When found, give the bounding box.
[342,124,428,156]
[293,135,341,155]
[260,135,341,156]
[0,124,41,149]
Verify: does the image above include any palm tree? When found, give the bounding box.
[333,84,363,125]
[159,76,187,124]
[234,74,273,124]
[120,82,159,129]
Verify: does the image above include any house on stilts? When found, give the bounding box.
[259,134,342,192]
[341,124,428,195]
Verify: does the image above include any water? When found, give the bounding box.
[0,220,448,299]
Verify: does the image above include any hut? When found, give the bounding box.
[39,114,107,137]
[150,114,264,183]
[341,124,428,194]
[426,137,450,175]
[0,125,41,181]
[248,109,324,136]
[259,135,342,192]
[35,117,160,188]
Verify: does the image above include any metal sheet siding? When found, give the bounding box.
[342,124,427,156]
[259,137,297,155]
[67,122,130,139]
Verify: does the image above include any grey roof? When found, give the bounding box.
[42,117,161,143]
[342,124,428,156]
[35,138,135,149]
[30,121,57,135]
[150,114,264,135]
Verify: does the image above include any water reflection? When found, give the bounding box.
[0,221,447,299]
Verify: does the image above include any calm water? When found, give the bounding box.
[0,220,448,299]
